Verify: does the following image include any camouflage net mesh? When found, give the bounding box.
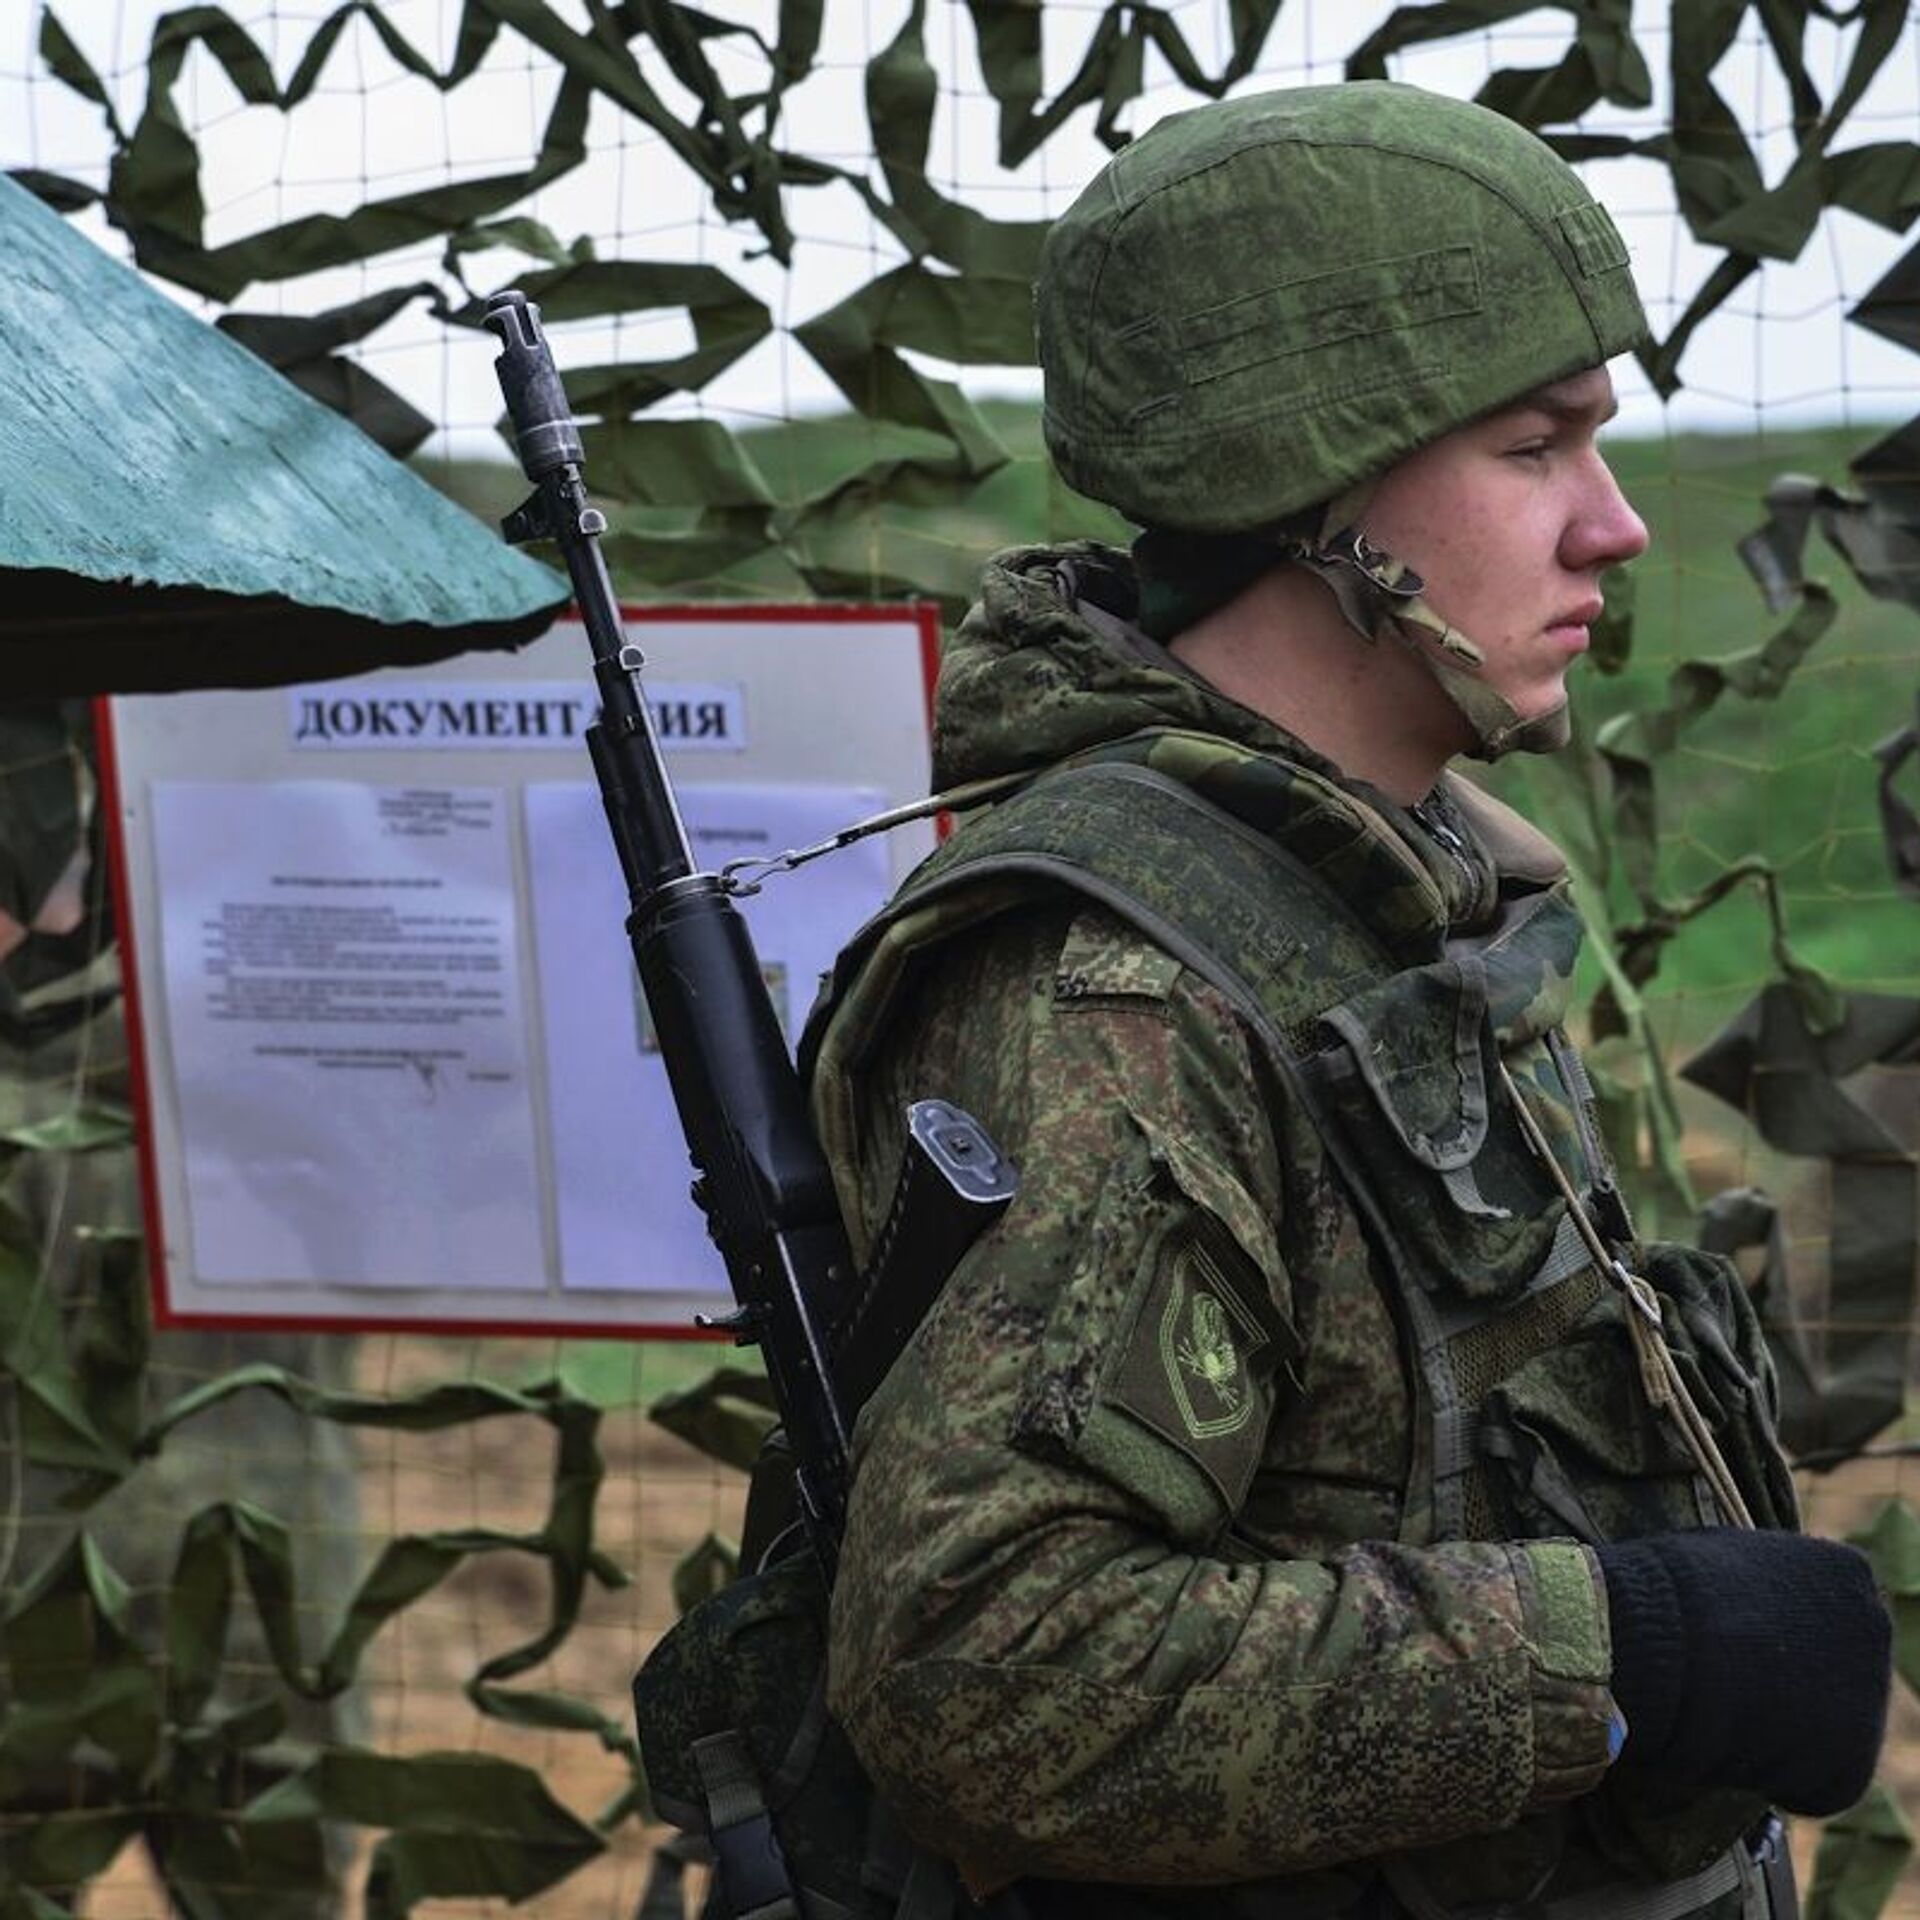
[1,3,1918,1915]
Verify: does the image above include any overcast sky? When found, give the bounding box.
[8,0,1920,465]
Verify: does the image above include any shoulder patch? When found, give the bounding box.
[1158,1234,1264,1440]
[1054,910,1182,1006]
[1088,1214,1278,1529]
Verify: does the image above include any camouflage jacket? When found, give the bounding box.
[808,546,1788,1914]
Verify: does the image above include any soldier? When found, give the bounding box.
[804,82,1892,1919]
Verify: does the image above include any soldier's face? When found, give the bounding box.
[1360,366,1648,734]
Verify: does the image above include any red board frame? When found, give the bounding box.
[100,599,943,1341]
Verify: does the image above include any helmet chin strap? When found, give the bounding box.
[1276,491,1569,762]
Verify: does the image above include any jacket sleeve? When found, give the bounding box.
[825,904,1617,1894]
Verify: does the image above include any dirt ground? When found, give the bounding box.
[71,1332,1920,1920]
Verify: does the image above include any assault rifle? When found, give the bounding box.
[483,291,1015,1576]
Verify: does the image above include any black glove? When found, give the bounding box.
[1595,1529,1891,1816]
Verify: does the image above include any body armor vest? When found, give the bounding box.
[806,754,1797,1920]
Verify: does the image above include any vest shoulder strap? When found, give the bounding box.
[833,754,1397,1050]
[805,757,1408,1271]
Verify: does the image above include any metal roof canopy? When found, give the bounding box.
[0,173,566,695]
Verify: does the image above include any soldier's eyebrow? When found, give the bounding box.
[1510,382,1620,429]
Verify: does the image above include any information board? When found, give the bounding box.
[102,604,941,1337]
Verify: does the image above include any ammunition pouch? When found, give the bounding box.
[636,1540,971,1920]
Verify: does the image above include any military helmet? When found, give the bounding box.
[1037,81,1648,532]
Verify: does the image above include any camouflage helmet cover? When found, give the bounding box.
[1038,82,1649,532]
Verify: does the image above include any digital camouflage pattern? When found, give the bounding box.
[806,545,1796,1913]
[635,1547,907,1918]
[1036,84,1647,534]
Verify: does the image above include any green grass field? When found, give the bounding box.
[1500,424,1919,1011]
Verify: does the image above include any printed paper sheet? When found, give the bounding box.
[525,780,891,1293]
[152,781,544,1287]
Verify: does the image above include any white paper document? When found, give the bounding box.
[152,782,543,1288]
[526,781,892,1294]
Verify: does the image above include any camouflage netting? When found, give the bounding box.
[2,2,1918,1915]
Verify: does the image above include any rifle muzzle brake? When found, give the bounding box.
[483,290,586,481]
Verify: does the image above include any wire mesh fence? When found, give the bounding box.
[2,2,1918,1914]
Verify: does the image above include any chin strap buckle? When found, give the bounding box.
[1315,525,1425,599]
